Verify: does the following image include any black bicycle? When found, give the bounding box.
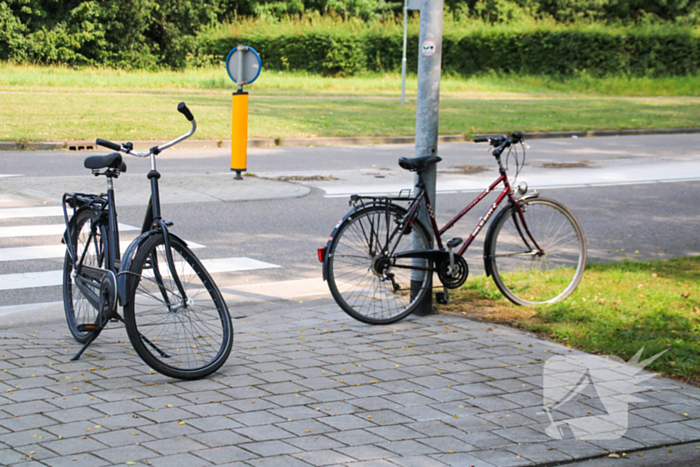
[62,103,234,379]
[319,132,586,324]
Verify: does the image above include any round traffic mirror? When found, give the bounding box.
[226,46,262,86]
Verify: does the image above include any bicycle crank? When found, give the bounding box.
[437,254,469,289]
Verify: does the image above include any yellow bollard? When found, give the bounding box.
[231,91,248,179]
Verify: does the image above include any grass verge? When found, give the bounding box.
[441,257,700,384]
[3,91,700,142]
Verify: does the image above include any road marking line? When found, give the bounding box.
[0,206,65,219]
[0,240,205,262]
[0,223,138,238]
[0,257,279,291]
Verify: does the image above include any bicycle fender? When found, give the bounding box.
[117,230,189,307]
[321,201,418,281]
[482,193,539,277]
[483,204,514,278]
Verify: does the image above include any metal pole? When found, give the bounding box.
[412,0,443,316]
[401,0,408,105]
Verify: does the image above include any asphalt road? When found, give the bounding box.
[1,134,700,310]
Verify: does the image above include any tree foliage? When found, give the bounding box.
[0,0,698,69]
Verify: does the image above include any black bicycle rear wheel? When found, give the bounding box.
[326,205,432,325]
[123,234,233,379]
[63,209,103,343]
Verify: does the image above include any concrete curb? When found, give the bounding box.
[7,127,700,151]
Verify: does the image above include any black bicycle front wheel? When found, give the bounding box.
[124,234,233,379]
[63,209,103,343]
[485,197,586,306]
[327,205,432,325]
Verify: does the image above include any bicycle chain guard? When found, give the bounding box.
[437,254,469,289]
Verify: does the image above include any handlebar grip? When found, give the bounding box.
[177,102,194,121]
[95,138,122,151]
[473,137,489,143]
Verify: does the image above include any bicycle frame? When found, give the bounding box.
[62,109,197,361]
[381,169,542,264]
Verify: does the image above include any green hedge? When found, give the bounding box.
[199,25,700,77]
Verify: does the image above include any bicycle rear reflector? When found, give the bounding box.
[317,247,327,263]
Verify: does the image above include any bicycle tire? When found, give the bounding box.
[485,197,586,306]
[327,204,432,324]
[63,209,104,343]
[123,234,233,379]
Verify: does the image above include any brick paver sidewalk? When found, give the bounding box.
[1,298,699,466]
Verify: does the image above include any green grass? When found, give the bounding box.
[443,257,700,384]
[4,63,700,97]
[2,64,700,141]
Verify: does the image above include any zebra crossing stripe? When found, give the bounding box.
[0,206,65,219]
[0,223,139,238]
[0,240,205,262]
[0,257,279,291]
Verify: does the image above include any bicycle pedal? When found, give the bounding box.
[77,324,97,332]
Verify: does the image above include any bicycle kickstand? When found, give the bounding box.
[70,328,100,361]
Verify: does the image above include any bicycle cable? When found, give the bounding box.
[505,140,527,185]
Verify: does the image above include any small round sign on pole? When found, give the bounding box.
[226,46,262,90]
[226,46,261,180]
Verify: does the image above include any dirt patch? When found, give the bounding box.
[540,161,592,169]
[266,175,340,182]
[439,165,489,175]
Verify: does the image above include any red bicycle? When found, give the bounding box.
[319,132,587,324]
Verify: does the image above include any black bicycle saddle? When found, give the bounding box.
[398,155,442,172]
[84,153,127,172]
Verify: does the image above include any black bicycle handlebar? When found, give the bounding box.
[473,136,490,143]
[96,138,122,151]
[177,102,194,121]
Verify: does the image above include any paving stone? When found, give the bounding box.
[182,403,240,418]
[189,429,253,447]
[470,448,532,466]
[42,452,112,467]
[288,449,355,466]
[142,436,208,456]
[239,440,301,456]
[401,406,453,422]
[0,414,59,432]
[91,428,156,447]
[326,429,384,446]
[317,414,375,431]
[388,455,450,467]
[145,451,213,467]
[365,424,423,441]
[186,415,243,432]
[507,443,574,464]
[3,400,56,417]
[415,435,474,453]
[42,437,108,456]
[285,434,347,451]
[343,459,398,467]
[633,406,689,424]
[235,424,295,441]
[246,454,314,467]
[193,445,259,464]
[651,421,700,442]
[494,426,553,444]
[544,439,608,459]
[235,410,288,427]
[336,444,396,461]
[436,452,496,467]
[275,419,338,436]
[271,406,328,421]
[383,439,441,456]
